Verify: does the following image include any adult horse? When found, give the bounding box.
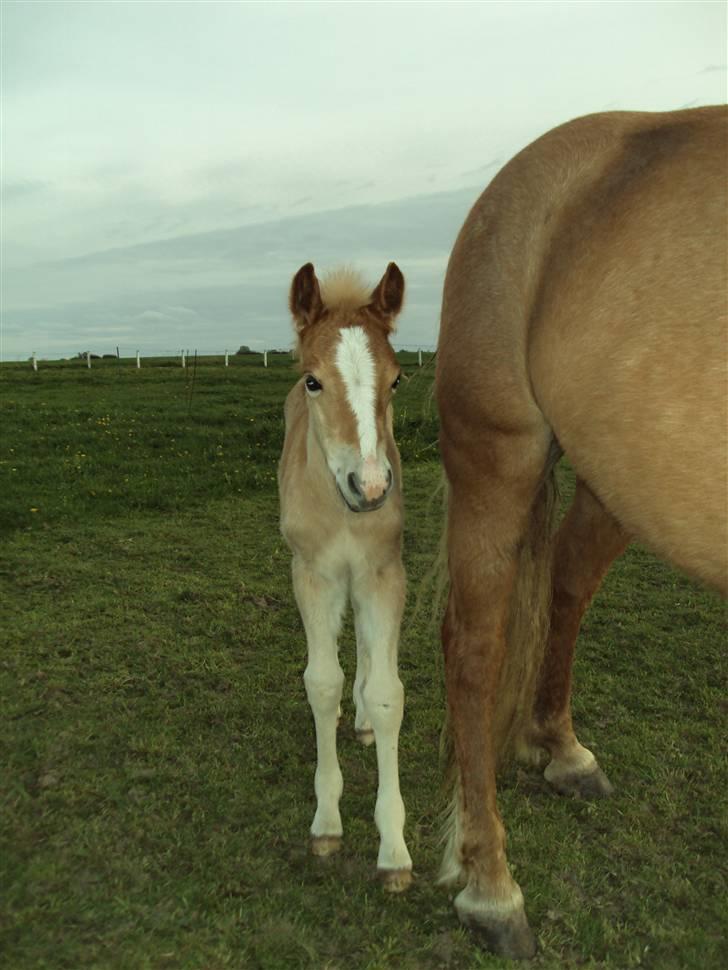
[435,106,727,958]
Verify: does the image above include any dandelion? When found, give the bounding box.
[30,508,39,513]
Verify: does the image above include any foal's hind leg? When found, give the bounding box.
[292,556,348,856]
[352,559,412,891]
[533,478,630,799]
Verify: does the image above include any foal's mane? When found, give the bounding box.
[292,268,379,367]
[320,268,371,312]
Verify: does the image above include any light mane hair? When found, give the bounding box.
[320,268,371,312]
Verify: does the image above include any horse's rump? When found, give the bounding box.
[442,105,728,591]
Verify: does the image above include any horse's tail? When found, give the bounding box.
[493,462,559,762]
[439,459,558,885]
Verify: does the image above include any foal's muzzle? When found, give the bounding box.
[340,468,393,513]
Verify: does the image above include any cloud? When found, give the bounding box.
[137,310,172,322]
[3,0,726,360]
[460,159,503,178]
[135,306,199,324]
[1,184,475,358]
[2,178,50,201]
[164,305,198,318]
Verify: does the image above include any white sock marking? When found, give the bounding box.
[335,327,377,459]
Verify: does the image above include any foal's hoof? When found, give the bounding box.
[356,728,375,747]
[545,763,614,800]
[456,899,537,960]
[310,835,342,857]
[378,867,413,893]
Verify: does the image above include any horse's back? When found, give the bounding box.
[439,106,728,590]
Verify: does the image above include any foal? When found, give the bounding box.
[278,262,412,891]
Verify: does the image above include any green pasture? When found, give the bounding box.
[1,355,725,969]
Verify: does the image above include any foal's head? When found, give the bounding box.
[289,262,405,513]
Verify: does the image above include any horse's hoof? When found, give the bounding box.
[378,866,413,893]
[546,763,614,800]
[310,835,342,857]
[470,914,537,960]
[454,884,536,960]
[356,728,375,747]
[456,896,537,960]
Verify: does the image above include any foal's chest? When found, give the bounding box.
[284,512,400,584]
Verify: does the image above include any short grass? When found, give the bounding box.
[1,355,726,969]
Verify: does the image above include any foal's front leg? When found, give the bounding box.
[352,559,412,891]
[292,557,347,856]
[352,620,374,745]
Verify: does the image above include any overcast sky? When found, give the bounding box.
[1,0,726,360]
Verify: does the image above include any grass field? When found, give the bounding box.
[1,355,726,970]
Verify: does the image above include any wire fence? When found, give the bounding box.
[6,344,437,372]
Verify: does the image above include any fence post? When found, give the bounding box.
[136,351,141,369]
[263,350,268,368]
[181,350,186,369]
[32,352,38,372]
[225,350,229,367]
[87,352,91,369]
[418,348,422,367]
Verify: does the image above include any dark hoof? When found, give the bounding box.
[378,866,413,893]
[459,906,537,960]
[546,764,614,800]
[310,834,342,857]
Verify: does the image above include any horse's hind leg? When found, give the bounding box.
[532,477,630,798]
[292,556,348,856]
[352,559,412,891]
[441,426,552,960]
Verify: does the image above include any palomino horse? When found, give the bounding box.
[435,106,727,958]
[278,262,413,891]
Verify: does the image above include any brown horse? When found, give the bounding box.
[435,106,727,958]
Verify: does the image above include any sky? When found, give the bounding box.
[1,0,726,360]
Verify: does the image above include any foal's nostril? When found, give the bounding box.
[348,472,362,497]
[386,468,393,490]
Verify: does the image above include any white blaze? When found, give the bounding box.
[335,327,377,459]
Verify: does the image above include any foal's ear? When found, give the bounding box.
[289,263,324,333]
[369,262,405,329]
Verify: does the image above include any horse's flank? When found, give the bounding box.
[440,104,727,591]
[528,107,727,589]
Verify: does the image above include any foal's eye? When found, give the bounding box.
[305,375,322,393]
[391,373,402,391]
